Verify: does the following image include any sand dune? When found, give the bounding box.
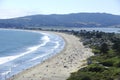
[9,31,94,80]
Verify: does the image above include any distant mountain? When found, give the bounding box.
[0,13,120,28]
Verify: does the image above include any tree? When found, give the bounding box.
[100,43,109,54]
[112,39,120,55]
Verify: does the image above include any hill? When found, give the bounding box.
[0,13,120,28]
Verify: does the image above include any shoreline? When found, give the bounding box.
[9,31,94,80]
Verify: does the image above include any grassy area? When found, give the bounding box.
[67,30,120,80]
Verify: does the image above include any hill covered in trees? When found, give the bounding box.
[0,13,120,28]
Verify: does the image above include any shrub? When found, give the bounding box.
[81,76,91,80]
[88,66,105,72]
[101,60,114,67]
[92,49,100,54]
[115,61,120,67]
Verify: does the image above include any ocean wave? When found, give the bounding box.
[29,40,62,63]
[0,30,65,80]
[0,33,50,65]
[54,41,60,49]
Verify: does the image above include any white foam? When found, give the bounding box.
[40,35,50,46]
[1,69,11,75]
[29,41,61,62]
[0,34,50,65]
[54,42,60,49]
[29,53,48,61]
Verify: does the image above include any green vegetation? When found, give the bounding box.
[67,30,120,80]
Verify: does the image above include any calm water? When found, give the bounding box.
[56,28,120,33]
[0,29,65,80]
[74,28,120,33]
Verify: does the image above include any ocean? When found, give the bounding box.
[0,29,65,80]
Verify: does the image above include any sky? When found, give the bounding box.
[0,0,120,19]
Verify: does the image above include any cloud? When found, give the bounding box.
[0,9,41,19]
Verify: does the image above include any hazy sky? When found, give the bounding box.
[0,0,120,19]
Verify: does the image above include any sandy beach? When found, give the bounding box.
[9,31,94,80]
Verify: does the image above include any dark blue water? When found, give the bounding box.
[0,29,65,80]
